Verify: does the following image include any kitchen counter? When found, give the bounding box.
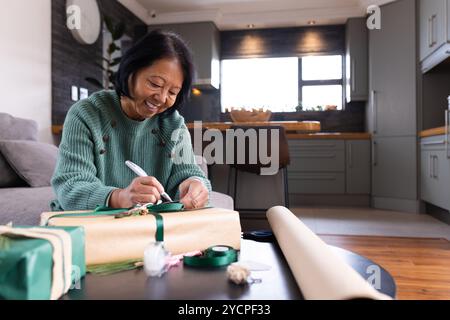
[186,122,370,140]
[53,120,321,135]
[186,121,321,132]
[419,127,447,138]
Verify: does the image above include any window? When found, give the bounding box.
[221,57,299,113]
[220,55,344,112]
[300,55,343,111]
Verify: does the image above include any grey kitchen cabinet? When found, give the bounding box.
[289,172,346,194]
[346,140,371,194]
[367,0,419,212]
[420,135,450,210]
[345,18,368,102]
[368,0,417,137]
[148,22,220,89]
[419,0,450,72]
[287,139,370,196]
[372,136,418,200]
[288,140,345,172]
[419,0,447,62]
[287,140,346,194]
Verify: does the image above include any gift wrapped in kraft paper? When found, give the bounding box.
[0,225,85,300]
[40,208,241,266]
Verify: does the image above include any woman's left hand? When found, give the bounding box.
[179,178,209,209]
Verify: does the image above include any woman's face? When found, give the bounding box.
[125,58,184,120]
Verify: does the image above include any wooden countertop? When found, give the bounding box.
[186,121,321,132]
[54,121,369,140]
[419,127,447,138]
[53,121,322,136]
[186,122,370,140]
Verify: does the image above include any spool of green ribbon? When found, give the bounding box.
[183,245,238,268]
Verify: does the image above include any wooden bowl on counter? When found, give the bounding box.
[229,108,272,123]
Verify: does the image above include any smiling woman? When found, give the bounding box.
[51,30,211,212]
[120,58,184,121]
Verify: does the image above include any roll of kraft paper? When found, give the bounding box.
[266,206,392,300]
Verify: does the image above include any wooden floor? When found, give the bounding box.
[320,235,450,300]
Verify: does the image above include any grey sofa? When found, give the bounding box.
[0,113,55,225]
[0,113,233,226]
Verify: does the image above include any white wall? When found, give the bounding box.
[0,0,52,144]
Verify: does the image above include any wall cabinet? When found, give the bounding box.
[420,135,450,211]
[345,18,368,102]
[419,0,447,61]
[420,0,450,72]
[148,22,220,89]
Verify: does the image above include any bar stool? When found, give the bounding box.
[227,125,290,212]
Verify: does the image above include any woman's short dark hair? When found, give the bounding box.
[115,29,194,116]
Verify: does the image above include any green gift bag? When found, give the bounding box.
[0,226,86,300]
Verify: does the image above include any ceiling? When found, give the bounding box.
[118,0,396,30]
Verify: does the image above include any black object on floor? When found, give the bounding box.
[242,230,276,243]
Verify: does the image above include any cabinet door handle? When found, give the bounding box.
[431,14,437,46]
[428,15,437,48]
[299,153,337,159]
[428,16,433,47]
[371,90,377,135]
[429,154,434,178]
[372,141,377,167]
[433,155,439,179]
[348,143,353,168]
[446,110,450,159]
[297,175,338,181]
[351,59,356,92]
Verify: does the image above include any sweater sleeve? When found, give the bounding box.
[51,105,117,210]
[165,123,212,202]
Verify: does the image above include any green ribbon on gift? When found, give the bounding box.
[45,202,184,243]
[183,245,238,268]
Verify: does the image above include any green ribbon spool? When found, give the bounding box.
[183,245,238,268]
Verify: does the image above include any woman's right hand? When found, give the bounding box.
[110,177,165,208]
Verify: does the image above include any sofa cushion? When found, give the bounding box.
[0,113,38,141]
[0,152,26,188]
[0,187,55,226]
[0,140,58,187]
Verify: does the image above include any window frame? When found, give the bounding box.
[219,54,346,113]
[298,54,346,111]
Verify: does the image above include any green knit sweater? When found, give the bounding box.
[51,90,211,211]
